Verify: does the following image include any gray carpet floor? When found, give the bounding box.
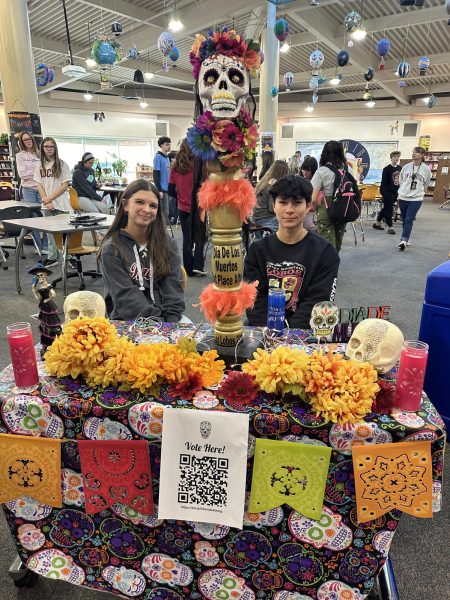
[0,200,448,598]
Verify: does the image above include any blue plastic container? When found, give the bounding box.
[419,260,450,435]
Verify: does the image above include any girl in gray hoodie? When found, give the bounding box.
[99,179,185,321]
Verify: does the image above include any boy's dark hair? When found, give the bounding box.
[390,150,401,158]
[269,175,313,204]
[319,140,346,168]
[301,156,318,176]
[158,136,171,147]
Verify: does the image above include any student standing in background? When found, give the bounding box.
[153,136,171,221]
[373,150,401,234]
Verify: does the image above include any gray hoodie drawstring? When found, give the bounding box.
[133,244,155,302]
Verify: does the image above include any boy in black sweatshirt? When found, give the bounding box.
[373,150,402,234]
[244,175,340,329]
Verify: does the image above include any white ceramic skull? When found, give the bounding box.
[310,301,339,339]
[345,318,404,373]
[199,55,249,118]
[63,291,106,322]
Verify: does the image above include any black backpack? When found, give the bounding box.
[325,164,361,223]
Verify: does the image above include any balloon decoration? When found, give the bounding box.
[364,67,374,82]
[271,86,279,98]
[169,47,179,62]
[126,44,139,60]
[274,18,289,42]
[310,49,324,71]
[427,94,437,109]
[111,21,122,36]
[344,10,361,33]
[376,38,391,70]
[35,63,55,87]
[397,61,410,79]
[133,69,144,84]
[337,49,349,67]
[418,56,430,76]
[309,76,319,90]
[283,71,294,92]
[91,33,118,89]
[317,76,327,85]
[158,31,175,72]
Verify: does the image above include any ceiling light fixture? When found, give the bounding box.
[329,76,341,86]
[280,41,290,53]
[140,99,148,108]
[144,71,155,80]
[350,26,367,41]
[422,96,430,103]
[366,100,376,108]
[168,0,184,32]
[83,92,93,100]
[85,57,96,68]
[305,104,314,112]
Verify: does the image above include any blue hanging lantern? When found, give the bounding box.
[35,63,55,87]
[169,47,179,62]
[111,21,122,36]
[344,10,361,33]
[310,50,324,70]
[271,86,279,98]
[312,92,319,105]
[398,79,407,88]
[364,67,374,82]
[427,94,437,109]
[92,36,117,66]
[337,50,349,67]
[376,38,391,69]
[309,76,319,90]
[398,61,410,79]
[158,32,174,72]
[283,71,294,91]
[274,18,289,42]
[418,56,430,76]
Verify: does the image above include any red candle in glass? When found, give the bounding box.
[7,322,39,392]
[395,340,428,412]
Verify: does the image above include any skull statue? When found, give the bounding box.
[345,318,404,373]
[63,291,106,322]
[309,301,340,340]
[198,55,249,118]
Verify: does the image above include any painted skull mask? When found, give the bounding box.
[199,54,249,118]
[310,301,339,339]
[345,318,404,373]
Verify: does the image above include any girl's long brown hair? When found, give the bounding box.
[172,139,193,174]
[40,136,63,178]
[18,131,39,155]
[255,160,289,194]
[99,179,172,278]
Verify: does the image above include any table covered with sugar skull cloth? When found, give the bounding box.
[0,322,445,600]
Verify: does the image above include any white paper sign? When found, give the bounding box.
[158,409,249,528]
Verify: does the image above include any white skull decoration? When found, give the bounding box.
[200,420,212,439]
[310,301,339,340]
[63,291,106,321]
[199,55,249,118]
[345,318,404,373]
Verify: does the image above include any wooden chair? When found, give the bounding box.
[69,187,101,246]
[180,266,187,290]
[439,186,450,210]
[52,230,101,291]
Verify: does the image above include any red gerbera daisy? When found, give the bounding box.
[168,372,203,400]
[371,379,396,414]
[218,371,258,405]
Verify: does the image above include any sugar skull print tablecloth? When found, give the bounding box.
[0,323,445,600]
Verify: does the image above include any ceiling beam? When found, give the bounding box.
[69,0,162,27]
[289,8,410,106]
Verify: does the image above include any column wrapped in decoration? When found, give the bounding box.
[187,27,263,348]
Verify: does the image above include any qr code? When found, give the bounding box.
[178,454,229,507]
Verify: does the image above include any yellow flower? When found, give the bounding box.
[191,350,225,387]
[242,346,309,394]
[121,343,167,393]
[85,337,135,388]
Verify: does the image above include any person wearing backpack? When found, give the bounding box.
[311,140,361,253]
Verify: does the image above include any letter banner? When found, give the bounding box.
[0,433,61,507]
[249,439,331,518]
[78,440,154,515]
[352,440,433,523]
[158,409,249,529]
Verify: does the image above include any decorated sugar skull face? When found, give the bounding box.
[194,541,220,566]
[198,568,254,600]
[18,523,45,551]
[27,549,85,585]
[188,521,230,539]
[288,506,353,551]
[63,291,106,321]
[309,301,339,339]
[50,509,95,548]
[224,531,272,570]
[141,553,194,586]
[102,566,146,597]
[6,495,52,520]
[345,318,404,373]
[199,55,249,118]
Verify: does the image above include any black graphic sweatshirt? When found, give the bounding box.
[72,161,100,200]
[244,232,340,329]
[100,230,185,321]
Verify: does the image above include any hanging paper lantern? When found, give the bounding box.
[344,10,361,33]
[133,69,144,84]
[169,47,179,62]
[158,31,174,72]
[398,79,407,88]
[283,71,294,91]
[363,90,372,101]
[309,76,319,90]
[92,36,117,66]
[274,18,289,42]
[127,44,139,60]
[418,56,430,76]
[35,63,54,87]
[310,50,324,70]
[398,61,410,79]
[364,67,374,82]
[271,86,279,98]
[337,50,349,67]
[427,94,437,109]
[111,21,122,36]
[347,39,354,48]
[312,92,319,105]
[376,38,391,69]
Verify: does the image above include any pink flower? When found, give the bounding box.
[219,149,245,168]
[244,124,258,149]
[239,108,253,128]
[197,111,215,131]
[220,123,244,152]
[211,120,234,152]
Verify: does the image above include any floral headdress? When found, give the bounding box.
[190,26,263,79]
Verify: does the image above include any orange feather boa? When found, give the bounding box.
[197,282,258,323]
[198,177,256,222]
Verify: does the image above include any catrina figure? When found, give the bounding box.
[28,263,62,354]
